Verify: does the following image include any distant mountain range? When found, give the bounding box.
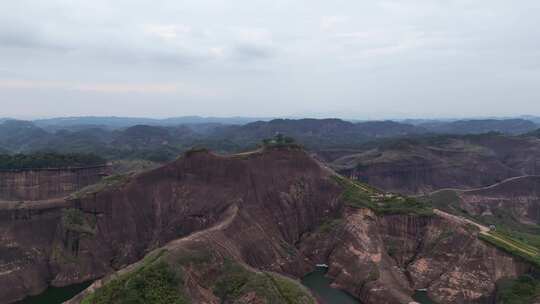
[3,115,540,304]
[4,115,540,129]
[416,119,537,135]
[32,116,271,131]
[1,117,539,162]
[330,132,540,194]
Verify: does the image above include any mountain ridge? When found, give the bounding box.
[0,147,533,304]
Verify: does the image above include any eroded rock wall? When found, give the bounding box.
[0,149,341,303]
[297,209,529,304]
[0,149,533,304]
[343,160,516,195]
[458,176,540,225]
[0,166,107,201]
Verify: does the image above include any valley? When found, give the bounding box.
[4,0,539,301]
[0,142,535,304]
[1,118,540,303]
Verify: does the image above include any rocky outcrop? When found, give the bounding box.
[341,159,516,195]
[458,176,540,225]
[381,213,528,303]
[0,148,341,303]
[0,166,108,201]
[331,135,540,195]
[426,176,540,227]
[298,208,529,304]
[0,148,533,304]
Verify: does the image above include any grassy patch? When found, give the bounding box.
[69,173,130,199]
[213,259,281,301]
[479,232,540,268]
[110,159,160,174]
[62,208,96,235]
[333,175,433,216]
[81,251,188,304]
[269,273,315,304]
[497,275,540,304]
[82,247,314,304]
[213,259,256,300]
[213,259,314,304]
[426,190,462,212]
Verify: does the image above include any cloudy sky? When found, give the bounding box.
[1,0,539,119]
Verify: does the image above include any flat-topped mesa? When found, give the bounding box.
[0,147,535,304]
[0,147,340,303]
[0,165,110,201]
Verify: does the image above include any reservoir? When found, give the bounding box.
[301,267,361,304]
[301,266,437,304]
[412,290,437,304]
[16,281,92,304]
[16,272,436,304]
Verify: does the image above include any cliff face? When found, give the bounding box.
[331,135,540,195]
[0,148,341,303]
[298,209,529,304]
[0,148,532,304]
[342,160,516,195]
[379,214,528,303]
[457,176,540,225]
[420,175,540,234]
[0,166,107,201]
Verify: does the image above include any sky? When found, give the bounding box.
[1,0,539,119]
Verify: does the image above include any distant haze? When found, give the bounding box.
[1,0,539,119]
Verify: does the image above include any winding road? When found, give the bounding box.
[421,174,540,197]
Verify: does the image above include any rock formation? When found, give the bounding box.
[426,175,540,228]
[0,148,533,304]
[0,166,108,201]
[331,135,540,195]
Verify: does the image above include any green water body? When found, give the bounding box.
[14,273,434,304]
[16,281,92,304]
[301,268,361,304]
[301,267,437,304]
[412,291,437,304]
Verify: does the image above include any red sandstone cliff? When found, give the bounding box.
[0,148,532,304]
[331,135,540,195]
[0,166,108,201]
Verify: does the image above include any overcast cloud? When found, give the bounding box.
[1,0,539,119]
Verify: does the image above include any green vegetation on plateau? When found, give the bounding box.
[0,152,105,170]
[479,232,540,269]
[427,190,540,247]
[479,209,540,256]
[261,133,303,150]
[333,175,433,216]
[425,189,540,268]
[214,259,314,304]
[69,174,130,199]
[82,251,187,304]
[82,247,315,304]
[496,275,540,304]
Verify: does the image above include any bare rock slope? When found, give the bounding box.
[332,134,540,195]
[0,147,533,304]
[0,166,107,201]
